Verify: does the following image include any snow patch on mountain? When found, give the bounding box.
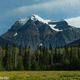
[18,18,29,25]
[65,17,80,28]
[14,32,18,37]
[49,25,63,32]
[39,43,43,47]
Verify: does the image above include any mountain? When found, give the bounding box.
[0,37,14,47]
[68,39,80,46]
[2,14,80,48]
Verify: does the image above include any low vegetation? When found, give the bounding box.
[0,71,80,80]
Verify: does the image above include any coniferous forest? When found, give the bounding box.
[0,44,80,71]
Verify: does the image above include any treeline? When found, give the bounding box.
[0,45,80,71]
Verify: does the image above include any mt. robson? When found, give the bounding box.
[1,14,80,48]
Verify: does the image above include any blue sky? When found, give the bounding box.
[0,0,80,35]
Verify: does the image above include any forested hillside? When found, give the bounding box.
[0,44,80,71]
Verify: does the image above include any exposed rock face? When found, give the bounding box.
[2,15,80,48]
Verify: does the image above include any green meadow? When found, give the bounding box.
[0,71,80,80]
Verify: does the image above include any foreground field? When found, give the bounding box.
[0,71,80,80]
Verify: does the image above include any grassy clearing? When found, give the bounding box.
[0,71,80,80]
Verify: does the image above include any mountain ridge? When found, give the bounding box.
[1,14,80,48]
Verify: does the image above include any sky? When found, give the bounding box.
[0,0,80,35]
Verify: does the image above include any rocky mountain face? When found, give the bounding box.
[1,14,80,48]
[68,39,80,46]
[0,37,13,47]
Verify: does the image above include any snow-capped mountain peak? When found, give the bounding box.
[15,14,72,32]
[31,14,64,32]
[31,14,51,24]
[17,14,51,25]
[30,14,62,31]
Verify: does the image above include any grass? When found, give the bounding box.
[0,71,80,80]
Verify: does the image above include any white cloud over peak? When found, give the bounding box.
[65,17,80,27]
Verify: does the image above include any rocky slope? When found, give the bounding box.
[2,14,80,48]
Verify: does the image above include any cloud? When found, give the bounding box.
[10,0,54,15]
[35,0,40,2]
[1,0,80,20]
[10,0,80,15]
[65,17,80,27]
